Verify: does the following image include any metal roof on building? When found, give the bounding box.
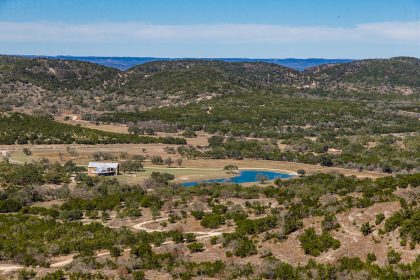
[88,162,119,173]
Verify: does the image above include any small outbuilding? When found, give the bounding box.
[88,162,119,176]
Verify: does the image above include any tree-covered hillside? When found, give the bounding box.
[110,60,303,103]
[100,92,420,139]
[99,92,420,172]
[0,55,118,91]
[306,57,420,93]
[1,56,419,114]
[0,113,186,145]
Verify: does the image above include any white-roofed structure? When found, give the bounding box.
[88,162,119,176]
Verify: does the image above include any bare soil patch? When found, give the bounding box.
[262,201,419,266]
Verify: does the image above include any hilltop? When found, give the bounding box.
[118,60,303,99]
[25,55,354,71]
[0,55,419,114]
[1,56,303,113]
[306,57,420,94]
[0,55,118,91]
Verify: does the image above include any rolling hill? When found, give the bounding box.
[24,55,354,71]
[0,55,118,91]
[0,55,419,114]
[306,57,420,94]
[118,60,304,98]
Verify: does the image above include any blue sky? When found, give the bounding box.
[0,0,419,58]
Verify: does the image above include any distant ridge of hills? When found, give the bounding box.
[21,55,354,71]
[0,55,418,114]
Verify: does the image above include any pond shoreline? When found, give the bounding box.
[181,169,297,187]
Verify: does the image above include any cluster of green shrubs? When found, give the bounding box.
[298,228,341,256]
[0,161,83,213]
[20,206,59,218]
[221,232,258,258]
[0,160,80,187]
[61,191,163,213]
[119,159,144,173]
[21,254,420,280]
[0,214,138,266]
[201,213,226,228]
[384,202,420,245]
[187,242,205,253]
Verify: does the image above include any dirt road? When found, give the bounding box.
[0,215,224,274]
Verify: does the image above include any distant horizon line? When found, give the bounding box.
[3,54,419,60]
[2,54,361,60]
[3,54,417,71]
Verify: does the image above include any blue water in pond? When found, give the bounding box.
[182,170,294,187]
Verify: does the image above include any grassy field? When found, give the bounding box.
[4,143,176,165]
[2,121,388,186]
[118,167,231,185]
[55,114,211,146]
[55,114,130,134]
[179,158,386,179]
[3,146,305,185]
[3,142,386,186]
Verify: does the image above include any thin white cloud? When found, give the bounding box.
[0,21,418,44]
[357,21,420,42]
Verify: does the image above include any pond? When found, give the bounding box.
[181,169,295,187]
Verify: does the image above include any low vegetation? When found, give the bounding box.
[299,228,341,256]
[0,55,419,279]
[104,92,419,172]
[0,112,186,145]
[0,158,418,278]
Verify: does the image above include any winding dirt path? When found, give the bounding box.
[132,216,224,239]
[0,215,224,274]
